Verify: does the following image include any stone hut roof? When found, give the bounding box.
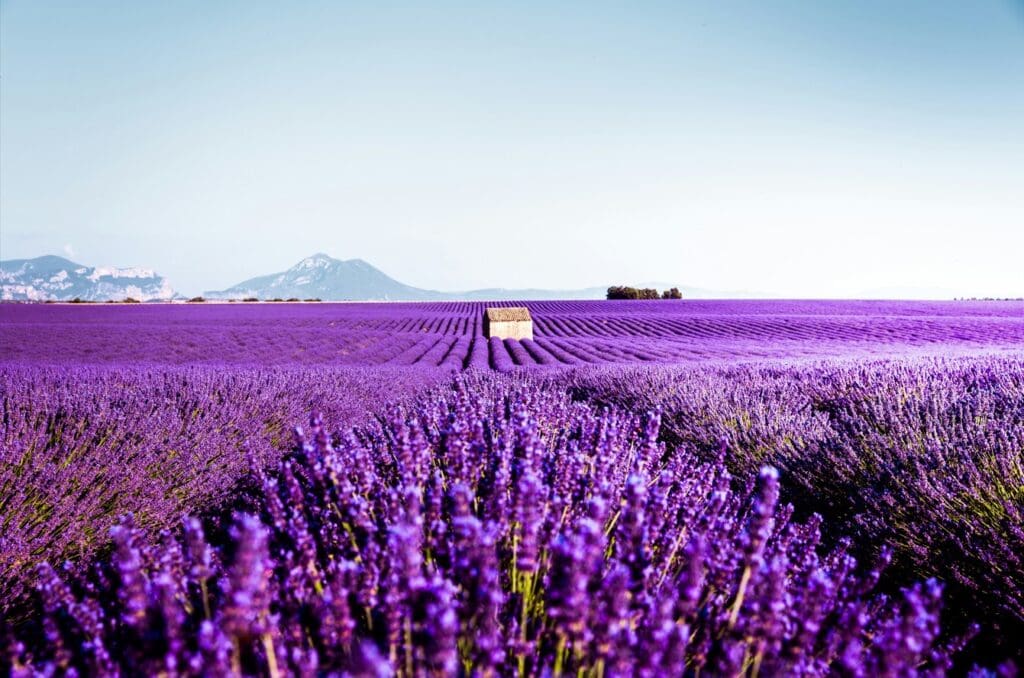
[485,307,532,322]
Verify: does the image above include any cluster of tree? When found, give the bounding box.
[607,286,682,300]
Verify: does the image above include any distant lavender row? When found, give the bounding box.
[5,375,972,675]
[3,300,1022,368]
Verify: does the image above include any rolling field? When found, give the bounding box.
[2,300,1023,675]
[3,299,1023,367]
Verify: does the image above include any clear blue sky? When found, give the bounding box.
[2,1,1022,297]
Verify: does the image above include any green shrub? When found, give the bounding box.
[607,286,672,300]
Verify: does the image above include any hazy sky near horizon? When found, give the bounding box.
[2,1,1023,297]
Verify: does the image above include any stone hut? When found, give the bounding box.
[484,306,533,340]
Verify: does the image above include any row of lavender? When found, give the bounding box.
[563,356,1024,664]
[3,301,1023,367]
[3,372,985,675]
[0,365,448,615]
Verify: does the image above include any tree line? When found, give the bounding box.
[606,286,682,300]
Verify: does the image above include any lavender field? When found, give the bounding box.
[3,300,1023,367]
[2,300,1024,675]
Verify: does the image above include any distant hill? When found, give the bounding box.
[0,255,175,301]
[452,287,607,301]
[204,253,444,301]
[632,281,771,300]
[205,254,744,301]
[3,252,751,302]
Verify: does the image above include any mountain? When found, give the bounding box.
[205,254,751,301]
[0,255,175,301]
[204,253,444,301]
[451,284,765,301]
[856,285,960,300]
[3,253,760,302]
[632,281,773,300]
[452,287,608,301]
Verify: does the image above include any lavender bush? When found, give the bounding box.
[2,301,1023,672]
[0,365,445,616]
[5,375,972,675]
[561,356,1024,661]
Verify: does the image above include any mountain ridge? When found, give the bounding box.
[203,253,444,301]
[205,253,743,301]
[3,253,757,302]
[1,255,176,301]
